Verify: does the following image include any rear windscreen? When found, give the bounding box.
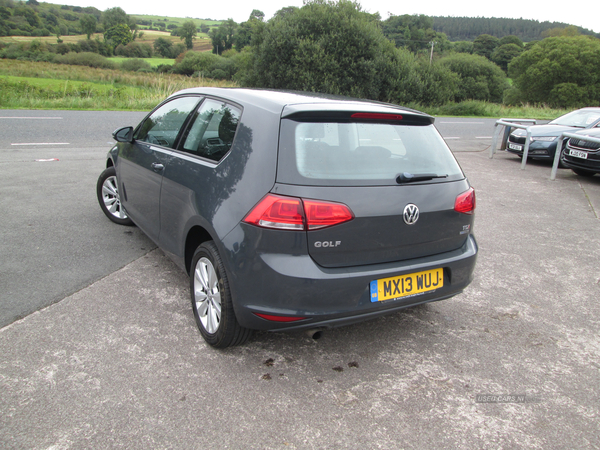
[277,118,464,186]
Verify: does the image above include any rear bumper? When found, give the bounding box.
[221,226,478,331]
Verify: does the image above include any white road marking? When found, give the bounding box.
[438,121,485,124]
[11,143,70,146]
[444,137,461,140]
[0,117,63,120]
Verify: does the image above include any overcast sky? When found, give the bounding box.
[72,0,599,33]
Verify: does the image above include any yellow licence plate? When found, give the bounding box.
[370,268,443,302]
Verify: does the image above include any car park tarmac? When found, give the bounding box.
[1,120,599,449]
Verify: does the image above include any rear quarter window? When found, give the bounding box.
[277,118,464,186]
[180,98,242,162]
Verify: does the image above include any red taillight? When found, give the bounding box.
[303,199,354,230]
[243,195,305,230]
[454,187,476,214]
[254,313,307,322]
[243,194,353,231]
[351,112,403,121]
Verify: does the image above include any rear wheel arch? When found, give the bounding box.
[185,226,213,274]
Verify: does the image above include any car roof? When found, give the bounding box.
[170,87,431,119]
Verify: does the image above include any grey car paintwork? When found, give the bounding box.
[107,88,477,332]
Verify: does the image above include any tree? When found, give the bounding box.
[381,14,451,55]
[245,0,414,103]
[498,35,523,48]
[249,9,264,21]
[273,6,298,19]
[473,34,499,59]
[102,7,130,30]
[452,41,473,54]
[179,20,197,50]
[83,7,102,21]
[80,14,97,40]
[209,19,237,55]
[541,25,580,38]
[104,23,132,48]
[14,6,40,28]
[491,43,523,72]
[439,53,508,102]
[234,10,265,51]
[508,36,600,106]
[383,14,435,53]
[154,37,173,58]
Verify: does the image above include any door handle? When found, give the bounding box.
[151,163,164,172]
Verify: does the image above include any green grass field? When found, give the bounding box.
[108,57,176,67]
[0,59,236,110]
[0,30,213,53]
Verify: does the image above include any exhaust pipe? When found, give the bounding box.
[306,328,324,340]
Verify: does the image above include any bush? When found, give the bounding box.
[54,52,117,69]
[435,100,494,116]
[209,68,227,80]
[0,42,56,62]
[156,64,173,73]
[172,51,220,76]
[439,53,508,103]
[115,41,153,58]
[503,87,522,106]
[171,43,186,59]
[412,60,460,106]
[54,43,70,55]
[120,58,153,72]
[77,39,99,53]
[549,83,587,108]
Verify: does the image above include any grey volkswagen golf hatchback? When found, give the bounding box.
[97,88,477,348]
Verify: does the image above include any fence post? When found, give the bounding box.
[550,136,565,180]
[491,119,537,161]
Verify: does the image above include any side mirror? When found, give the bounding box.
[112,126,134,143]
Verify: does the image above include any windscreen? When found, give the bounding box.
[550,110,600,127]
[278,118,464,186]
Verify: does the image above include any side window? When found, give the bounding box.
[134,96,200,148]
[181,99,242,162]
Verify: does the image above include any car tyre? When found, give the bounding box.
[97,166,134,226]
[572,168,596,177]
[190,241,252,348]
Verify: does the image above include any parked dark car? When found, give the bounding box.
[97,88,478,348]
[506,107,600,162]
[561,127,600,176]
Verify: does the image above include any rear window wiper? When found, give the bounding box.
[396,172,448,184]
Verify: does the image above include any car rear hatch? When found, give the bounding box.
[271,104,475,269]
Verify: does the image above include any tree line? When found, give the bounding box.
[431,16,599,42]
[2,0,600,108]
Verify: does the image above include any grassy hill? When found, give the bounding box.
[0,29,213,53]
[0,0,220,45]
